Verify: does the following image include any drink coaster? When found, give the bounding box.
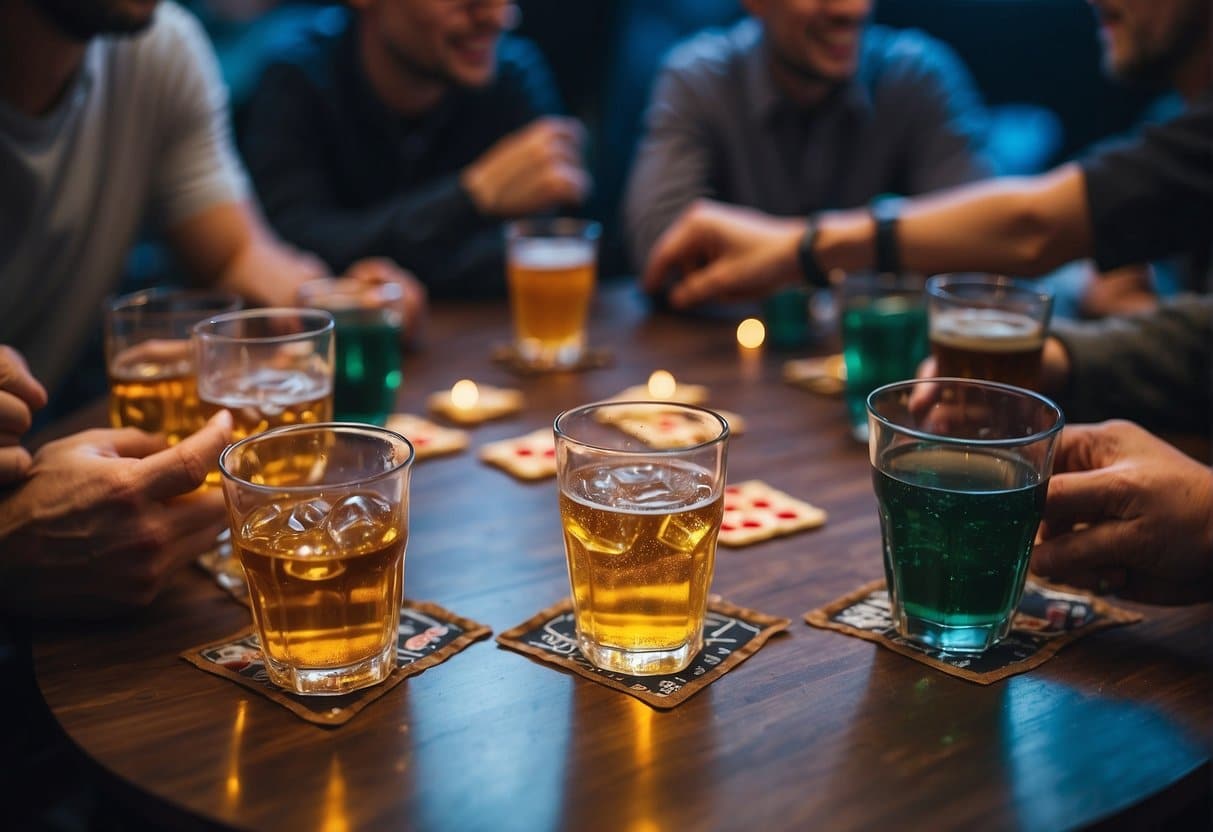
[497,597,789,708]
[491,343,614,375]
[181,600,490,726]
[804,579,1143,685]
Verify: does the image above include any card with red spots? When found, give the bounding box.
[385,413,470,461]
[605,407,746,449]
[479,428,558,480]
[719,480,827,547]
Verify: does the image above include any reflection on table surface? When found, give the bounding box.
[32,285,1212,831]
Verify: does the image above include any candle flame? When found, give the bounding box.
[647,370,676,399]
[451,379,479,409]
[737,318,766,349]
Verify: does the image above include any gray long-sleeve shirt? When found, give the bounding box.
[623,20,992,271]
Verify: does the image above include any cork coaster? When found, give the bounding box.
[182,600,491,726]
[497,597,789,708]
[427,383,523,425]
[384,413,469,460]
[804,579,1144,685]
[491,343,614,375]
[783,354,846,396]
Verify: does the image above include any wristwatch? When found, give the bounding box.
[870,198,903,275]
[797,217,830,289]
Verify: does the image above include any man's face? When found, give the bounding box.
[1088,0,1209,85]
[32,0,159,40]
[360,0,513,89]
[747,0,873,84]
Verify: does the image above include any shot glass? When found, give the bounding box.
[837,272,928,441]
[867,378,1063,653]
[506,218,601,370]
[105,288,241,443]
[220,423,415,695]
[554,401,729,675]
[926,274,1054,391]
[297,278,403,425]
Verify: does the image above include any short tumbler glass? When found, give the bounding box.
[219,423,415,695]
[554,401,729,675]
[867,378,1063,653]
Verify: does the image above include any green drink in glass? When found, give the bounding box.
[299,279,403,425]
[839,273,928,441]
[867,379,1063,653]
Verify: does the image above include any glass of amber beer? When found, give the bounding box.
[554,401,729,675]
[867,378,1063,653]
[506,218,601,370]
[220,423,415,694]
[105,289,241,442]
[926,275,1053,390]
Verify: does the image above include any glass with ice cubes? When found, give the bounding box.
[554,401,730,675]
[219,424,415,695]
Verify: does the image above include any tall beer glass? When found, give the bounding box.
[506,218,600,370]
[926,274,1053,390]
[220,423,415,695]
[105,289,240,443]
[867,378,1063,653]
[554,401,729,675]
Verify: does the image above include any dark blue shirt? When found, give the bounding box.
[241,10,562,298]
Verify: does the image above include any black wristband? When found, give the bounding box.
[870,199,902,275]
[797,218,830,289]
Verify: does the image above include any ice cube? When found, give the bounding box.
[241,503,284,548]
[287,498,330,533]
[564,513,638,556]
[326,493,394,550]
[657,513,711,554]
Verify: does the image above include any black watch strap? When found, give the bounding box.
[797,218,830,288]
[870,198,902,275]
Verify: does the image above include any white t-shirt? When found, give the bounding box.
[0,2,247,392]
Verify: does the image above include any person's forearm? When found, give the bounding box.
[816,164,1094,277]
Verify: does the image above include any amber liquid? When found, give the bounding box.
[930,308,1045,391]
[560,460,721,671]
[234,494,405,684]
[508,238,595,366]
[107,344,200,445]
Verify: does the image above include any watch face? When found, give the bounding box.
[798,222,829,288]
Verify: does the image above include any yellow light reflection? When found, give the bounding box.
[625,700,658,832]
[646,370,676,399]
[736,318,766,349]
[322,755,350,832]
[450,379,480,409]
[224,700,248,808]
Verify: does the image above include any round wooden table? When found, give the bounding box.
[33,285,1212,830]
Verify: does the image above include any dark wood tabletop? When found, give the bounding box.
[32,284,1212,831]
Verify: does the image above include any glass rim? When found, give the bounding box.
[554,400,730,454]
[193,307,335,344]
[107,287,242,318]
[218,422,416,493]
[506,217,603,242]
[866,377,1064,447]
[925,273,1053,306]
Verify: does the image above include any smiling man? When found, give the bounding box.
[623,0,992,271]
[242,0,590,298]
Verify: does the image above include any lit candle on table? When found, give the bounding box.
[450,379,480,412]
[647,370,677,400]
[737,318,765,381]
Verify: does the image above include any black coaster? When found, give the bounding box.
[805,579,1143,684]
[182,601,491,726]
[497,597,790,708]
[491,343,615,375]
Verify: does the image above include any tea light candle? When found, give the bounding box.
[736,318,766,349]
[427,380,523,425]
[647,369,677,399]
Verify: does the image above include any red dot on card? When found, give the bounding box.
[414,437,430,445]
[725,503,738,511]
[725,486,740,494]
[721,523,736,532]
[515,448,533,456]
[742,520,762,528]
[658,418,676,430]
[543,448,555,457]
[776,511,798,519]
[752,499,771,508]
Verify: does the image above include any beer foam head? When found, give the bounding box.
[931,308,1044,352]
[511,238,595,270]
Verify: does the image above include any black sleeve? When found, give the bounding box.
[1082,95,1213,272]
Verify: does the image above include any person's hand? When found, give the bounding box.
[460,117,590,217]
[1032,420,1213,605]
[0,410,234,618]
[0,345,48,485]
[641,200,805,308]
[341,258,429,342]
